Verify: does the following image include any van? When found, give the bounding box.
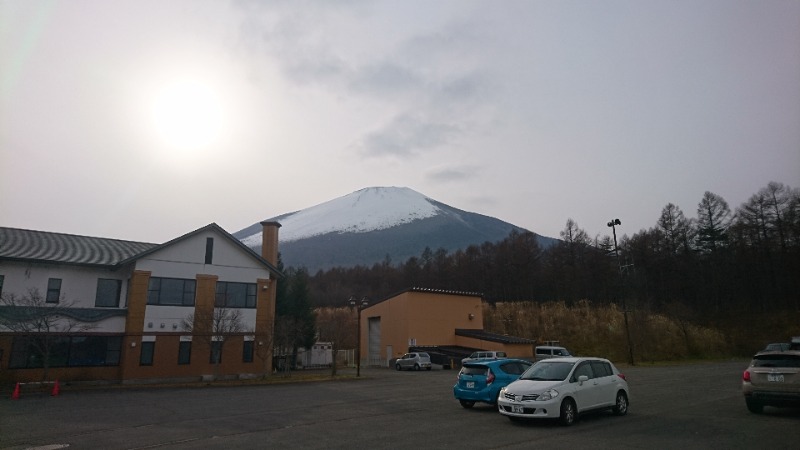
[534,345,572,361]
[461,351,507,364]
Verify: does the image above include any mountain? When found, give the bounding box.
[233,187,557,272]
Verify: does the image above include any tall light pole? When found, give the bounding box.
[349,295,369,377]
[608,219,634,365]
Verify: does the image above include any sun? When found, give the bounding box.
[150,79,224,153]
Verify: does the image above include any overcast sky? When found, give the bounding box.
[2,0,798,245]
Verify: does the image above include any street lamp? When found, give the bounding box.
[348,295,369,377]
[608,218,634,366]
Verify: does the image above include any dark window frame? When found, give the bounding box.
[243,340,254,363]
[147,277,196,306]
[178,341,192,365]
[95,278,122,307]
[215,281,257,308]
[210,341,222,364]
[8,335,122,369]
[46,278,62,303]
[140,341,155,366]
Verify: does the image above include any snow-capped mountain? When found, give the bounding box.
[233,187,556,271]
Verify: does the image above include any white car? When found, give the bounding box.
[497,357,629,426]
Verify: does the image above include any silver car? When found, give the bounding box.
[395,352,432,371]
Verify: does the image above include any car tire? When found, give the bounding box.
[745,398,763,414]
[414,363,420,371]
[395,363,401,371]
[559,398,577,426]
[459,400,475,409]
[613,391,629,416]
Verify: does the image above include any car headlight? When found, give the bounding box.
[537,389,559,401]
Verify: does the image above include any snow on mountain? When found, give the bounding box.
[239,187,441,246]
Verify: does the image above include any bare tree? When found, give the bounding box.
[0,288,93,381]
[253,329,275,379]
[315,307,356,377]
[182,308,244,381]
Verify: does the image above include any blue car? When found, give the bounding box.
[453,359,533,408]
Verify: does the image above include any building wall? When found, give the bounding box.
[361,290,484,363]
[0,260,134,314]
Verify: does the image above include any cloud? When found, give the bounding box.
[425,165,479,183]
[355,113,461,158]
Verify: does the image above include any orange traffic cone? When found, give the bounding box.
[51,380,60,396]
[11,382,21,400]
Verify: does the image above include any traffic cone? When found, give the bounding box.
[51,380,60,396]
[11,382,20,400]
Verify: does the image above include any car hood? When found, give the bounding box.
[504,379,563,394]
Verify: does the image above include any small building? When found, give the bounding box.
[357,288,535,368]
[0,222,282,384]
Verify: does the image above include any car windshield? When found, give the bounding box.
[753,354,800,368]
[520,361,575,381]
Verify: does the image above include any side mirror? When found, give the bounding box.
[578,375,589,385]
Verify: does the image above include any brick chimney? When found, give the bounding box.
[260,221,281,266]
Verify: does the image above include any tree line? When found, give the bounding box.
[286,181,798,329]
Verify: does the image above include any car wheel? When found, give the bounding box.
[459,400,475,409]
[414,363,420,371]
[745,398,763,414]
[395,363,401,371]
[613,391,629,416]
[559,398,577,426]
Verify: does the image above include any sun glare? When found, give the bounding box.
[150,79,224,153]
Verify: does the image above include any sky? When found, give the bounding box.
[2,0,799,245]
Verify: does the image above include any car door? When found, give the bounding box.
[570,361,600,410]
[398,353,411,369]
[590,361,619,407]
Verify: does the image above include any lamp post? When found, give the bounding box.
[608,219,634,365]
[348,295,369,377]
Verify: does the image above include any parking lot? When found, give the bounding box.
[1,359,799,449]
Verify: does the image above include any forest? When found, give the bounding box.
[277,181,799,358]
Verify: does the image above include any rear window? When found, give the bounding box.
[418,352,429,358]
[462,365,488,375]
[752,354,800,368]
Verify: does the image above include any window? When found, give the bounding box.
[147,277,196,306]
[572,362,594,381]
[0,274,4,297]
[590,361,613,377]
[9,335,122,369]
[46,278,62,303]
[178,341,192,365]
[140,341,155,366]
[205,237,214,264]
[210,341,222,364]
[95,279,122,307]
[215,282,257,308]
[243,340,254,363]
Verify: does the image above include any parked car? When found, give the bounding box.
[453,359,533,409]
[461,351,508,364]
[742,349,800,413]
[534,345,572,361]
[395,352,432,371]
[497,357,629,426]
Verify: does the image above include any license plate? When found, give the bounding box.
[466,381,475,388]
[512,405,524,413]
[768,373,784,382]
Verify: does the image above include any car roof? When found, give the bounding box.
[536,357,608,364]
[463,358,531,367]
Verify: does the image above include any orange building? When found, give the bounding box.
[359,288,535,367]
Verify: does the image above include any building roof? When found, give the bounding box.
[455,328,536,345]
[0,224,283,276]
[0,227,157,267]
